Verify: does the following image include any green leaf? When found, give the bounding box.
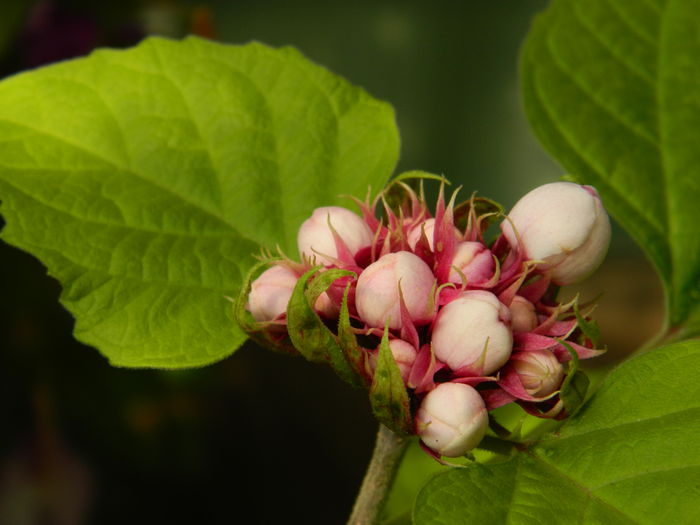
[557,339,589,417]
[414,340,700,524]
[0,36,399,367]
[370,326,412,435]
[286,267,364,387]
[338,283,370,385]
[384,440,446,524]
[573,302,601,348]
[522,0,700,338]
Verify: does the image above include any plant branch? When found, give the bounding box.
[347,424,410,525]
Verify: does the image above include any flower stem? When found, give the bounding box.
[347,424,410,525]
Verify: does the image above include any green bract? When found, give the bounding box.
[0,36,399,367]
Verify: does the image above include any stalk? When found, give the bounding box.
[347,425,410,525]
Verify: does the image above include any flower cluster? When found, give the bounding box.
[238,179,610,458]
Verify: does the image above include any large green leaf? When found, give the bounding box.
[414,340,700,524]
[0,36,399,367]
[521,0,700,338]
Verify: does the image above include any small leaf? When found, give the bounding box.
[286,267,364,387]
[414,340,700,524]
[369,325,412,435]
[0,36,399,367]
[558,340,589,417]
[337,283,370,385]
[573,302,601,347]
[522,0,700,338]
[559,371,589,418]
[382,170,446,210]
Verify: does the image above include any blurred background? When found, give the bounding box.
[0,1,663,523]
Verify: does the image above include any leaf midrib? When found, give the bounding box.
[0,116,252,240]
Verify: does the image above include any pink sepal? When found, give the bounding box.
[399,287,421,350]
[450,375,498,387]
[514,333,604,361]
[551,341,605,362]
[518,275,551,303]
[533,316,577,337]
[408,344,445,394]
[433,186,459,283]
[480,388,516,410]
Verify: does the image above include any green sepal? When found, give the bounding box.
[383,170,446,210]
[369,324,413,435]
[233,259,297,355]
[391,170,448,186]
[337,283,371,386]
[573,302,601,347]
[286,267,365,388]
[558,340,589,417]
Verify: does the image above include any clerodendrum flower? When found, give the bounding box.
[239,177,609,458]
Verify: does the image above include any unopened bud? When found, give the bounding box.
[509,295,538,333]
[432,291,512,375]
[512,350,564,397]
[356,251,437,330]
[297,206,373,263]
[407,218,436,251]
[314,289,339,318]
[369,339,418,383]
[501,182,611,285]
[407,218,460,252]
[448,242,495,285]
[416,382,488,457]
[247,265,298,322]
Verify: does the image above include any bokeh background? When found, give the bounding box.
[0,1,663,524]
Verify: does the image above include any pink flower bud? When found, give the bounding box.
[356,251,437,330]
[369,339,418,383]
[314,290,339,318]
[501,182,611,285]
[432,291,512,375]
[407,218,437,251]
[407,218,460,252]
[509,295,538,333]
[512,350,564,398]
[247,265,298,322]
[297,206,373,263]
[448,241,495,285]
[416,382,488,457]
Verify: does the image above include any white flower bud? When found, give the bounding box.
[500,182,611,285]
[297,206,373,263]
[448,241,495,285]
[247,265,298,322]
[416,382,488,457]
[509,295,538,333]
[431,291,512,375]
[512,350,565,398]
[356,251,437,330]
